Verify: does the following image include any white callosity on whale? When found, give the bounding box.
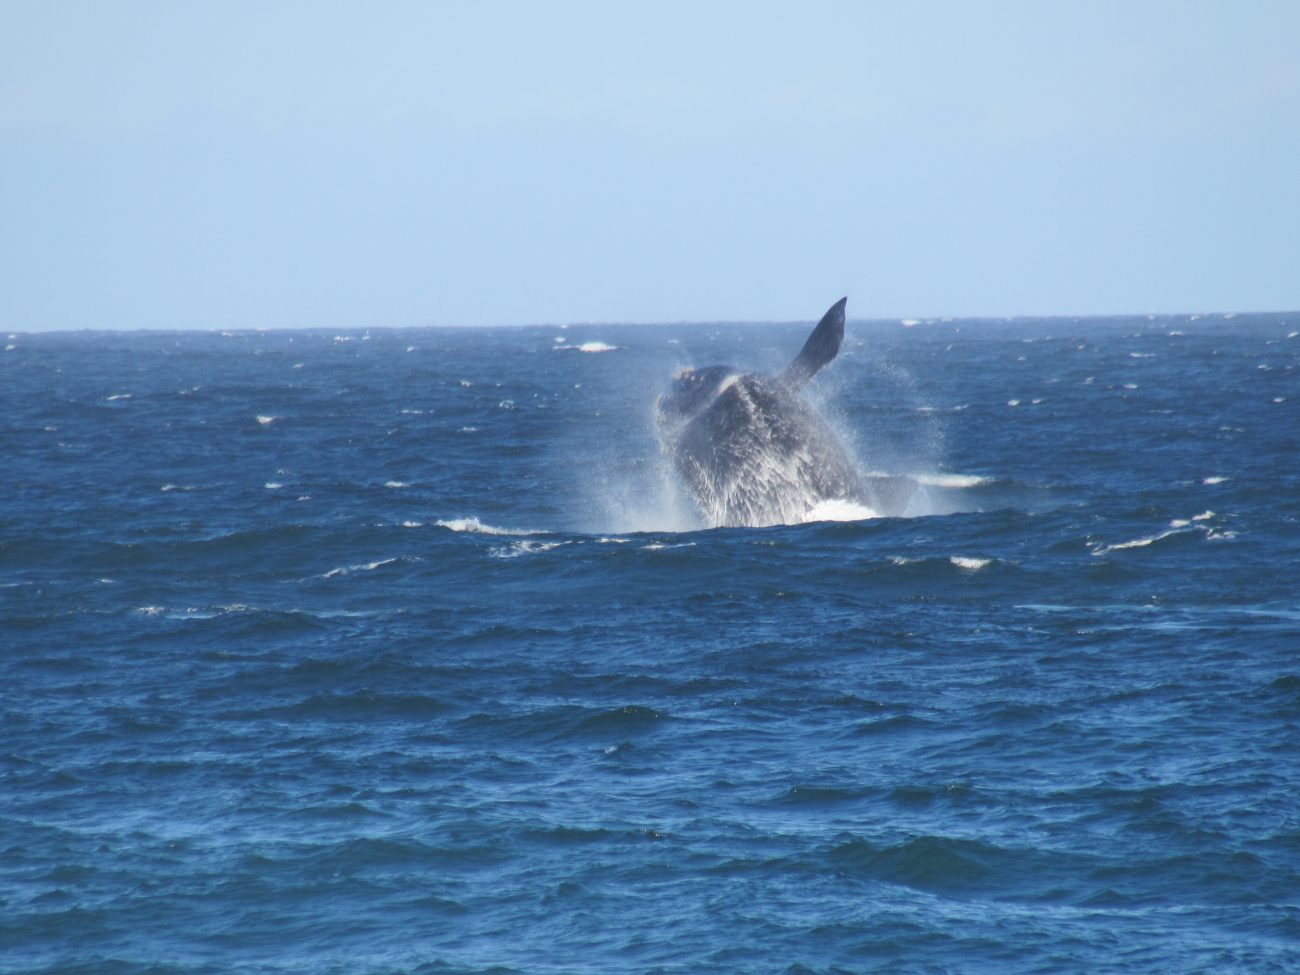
[656,298,916,527]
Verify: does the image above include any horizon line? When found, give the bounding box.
[5,306,1298,335]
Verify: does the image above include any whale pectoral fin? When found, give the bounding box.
[781,297,847,389]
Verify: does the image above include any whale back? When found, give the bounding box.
[671,374,863,527]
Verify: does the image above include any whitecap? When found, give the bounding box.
[802,499,879,523]
[1202,476,1229,485]
[459,379,473,387]
[401,520,423,528]
[459,426,479,433]
[917,473,992,489]
[950,556,991,571]
[901,319,920,327]
[264,482,284,489]
[490,540,563,559]
[576,341,618,353]
[107,393,132,401]
[384,480,410,488]
[1007,399,1021,407]
[1093,528,1189,555]
[323,557,402,578]
[1129,352,1156,358]
[435,517,539,536]
[256,415,277,425]
[643,542,697,551]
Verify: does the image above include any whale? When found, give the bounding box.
[655,298,915,527]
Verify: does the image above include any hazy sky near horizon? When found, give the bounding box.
[3,1,1298,330]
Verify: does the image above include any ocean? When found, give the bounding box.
[2,312,1298,974]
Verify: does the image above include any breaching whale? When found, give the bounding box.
[655,297,915,527]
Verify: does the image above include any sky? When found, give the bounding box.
[2,1,1298,330]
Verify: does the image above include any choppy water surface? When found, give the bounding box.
[3,313,1299,974]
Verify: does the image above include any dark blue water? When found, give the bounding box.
[3,314,1299,974]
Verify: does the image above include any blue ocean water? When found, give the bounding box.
[2,313,1299,974]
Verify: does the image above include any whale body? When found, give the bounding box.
[656,298,914,527]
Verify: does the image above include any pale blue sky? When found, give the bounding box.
[3,1,1298,329]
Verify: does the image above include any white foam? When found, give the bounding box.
[1273,397,1286,404]
[576,341,618,353]
[399,408,425,415]
[256,415,277,425]
[401,520,423,528]
[4,344,14,352]
[384,480,410,488]
[917,473,992,489]
[459,426,479,433]
[950,556,991,571]
[1129,352,1156,358]
[901,319,920,327]
[1094,528,1188,555]
[554,336,566,344]
[1202,476,1229,485]
[459,379,473,387]
[801,499,879,523]
[498,400,517,410]
[323,557,401,578]
[642,542,697,551]
[435,517,539,536]
[292,362,304,369]
[1007,399,1021,407]
[264,482,284,489]
[107,393,132,401]
[490,540,563,558]
[1288,331,1298,339]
